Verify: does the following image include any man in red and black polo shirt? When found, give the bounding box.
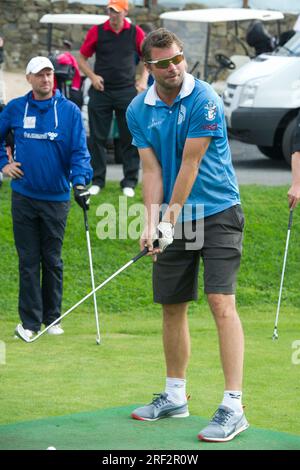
[78,0,148,197]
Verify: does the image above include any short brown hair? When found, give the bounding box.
[142,28,184,63]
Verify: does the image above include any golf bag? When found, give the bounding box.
[49,51,83,108]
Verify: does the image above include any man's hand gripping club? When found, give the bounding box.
[74,185,90,211]
[140,221,174,259]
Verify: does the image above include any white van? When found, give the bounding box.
[223,31,300,165]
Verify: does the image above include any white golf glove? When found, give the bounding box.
[156,221,174,252]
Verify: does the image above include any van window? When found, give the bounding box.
[274,31,300,56]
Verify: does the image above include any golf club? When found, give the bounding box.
[15,247,148,343]
[272,208,293,340]
[83,208,101,345]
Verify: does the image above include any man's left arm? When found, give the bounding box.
[287,111,300,208]
[162,137,211,226]
[288,151,300,208]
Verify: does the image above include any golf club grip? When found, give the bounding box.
[132,246,149,263]
[83,208,89,232]
[288,209,293,230]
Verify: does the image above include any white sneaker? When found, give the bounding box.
[47,324,64,335]
[123,187,135,198]
[89,185,101,196]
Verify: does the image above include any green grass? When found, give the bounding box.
[0,180,300,437]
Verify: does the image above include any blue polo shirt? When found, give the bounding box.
[126,73,240,220]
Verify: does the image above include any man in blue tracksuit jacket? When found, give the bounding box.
[0,56,93,338]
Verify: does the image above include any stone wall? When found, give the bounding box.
[0,0,297,75]
[0,0,160,70]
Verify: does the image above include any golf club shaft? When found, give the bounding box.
[84,209,101,343]
[25,247,148,342]
[273,209,293,334]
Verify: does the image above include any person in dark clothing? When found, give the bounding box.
[78,0,148,198]
[0,56,92,339]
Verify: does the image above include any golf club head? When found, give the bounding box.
[15,324,34,343]
[272,328,279,341]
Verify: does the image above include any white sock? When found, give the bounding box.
[221,390,243,414]
[165,377,186,405]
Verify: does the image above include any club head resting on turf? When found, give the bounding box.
[15,324,35,343]
[14,247,149,344]
[272,327,279,340]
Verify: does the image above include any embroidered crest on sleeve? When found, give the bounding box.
[204,101,217,121]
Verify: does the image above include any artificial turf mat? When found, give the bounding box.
[0,406,299,450]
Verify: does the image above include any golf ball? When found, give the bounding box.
[47,446,56,450]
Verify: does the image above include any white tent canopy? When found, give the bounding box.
[50,0,300,12]
[40,14,109,25]
[160,8,284,23]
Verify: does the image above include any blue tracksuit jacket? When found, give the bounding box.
[0,89,92,201]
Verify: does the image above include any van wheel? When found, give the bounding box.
[257,145,283,160]
[282,117,297,167]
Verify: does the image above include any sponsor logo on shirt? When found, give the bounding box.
[201,123,218,131]
[177,105,186,125]
[48,132,58,141]
[24,132,58,140]
[204,100,217,121]
[147,118,164,129]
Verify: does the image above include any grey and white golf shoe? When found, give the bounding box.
[198,405,249,442]
[131,393,189,421]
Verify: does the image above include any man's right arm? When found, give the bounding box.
[139,147,163,254]
[0,106,9,167]
[0,129,23,179]
[0,104,23,179]
[77,53,104,92]
[78,26,104,92]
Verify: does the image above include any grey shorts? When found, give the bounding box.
[153,205,245,304]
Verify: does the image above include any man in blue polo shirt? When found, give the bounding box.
[126,28,249,443]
